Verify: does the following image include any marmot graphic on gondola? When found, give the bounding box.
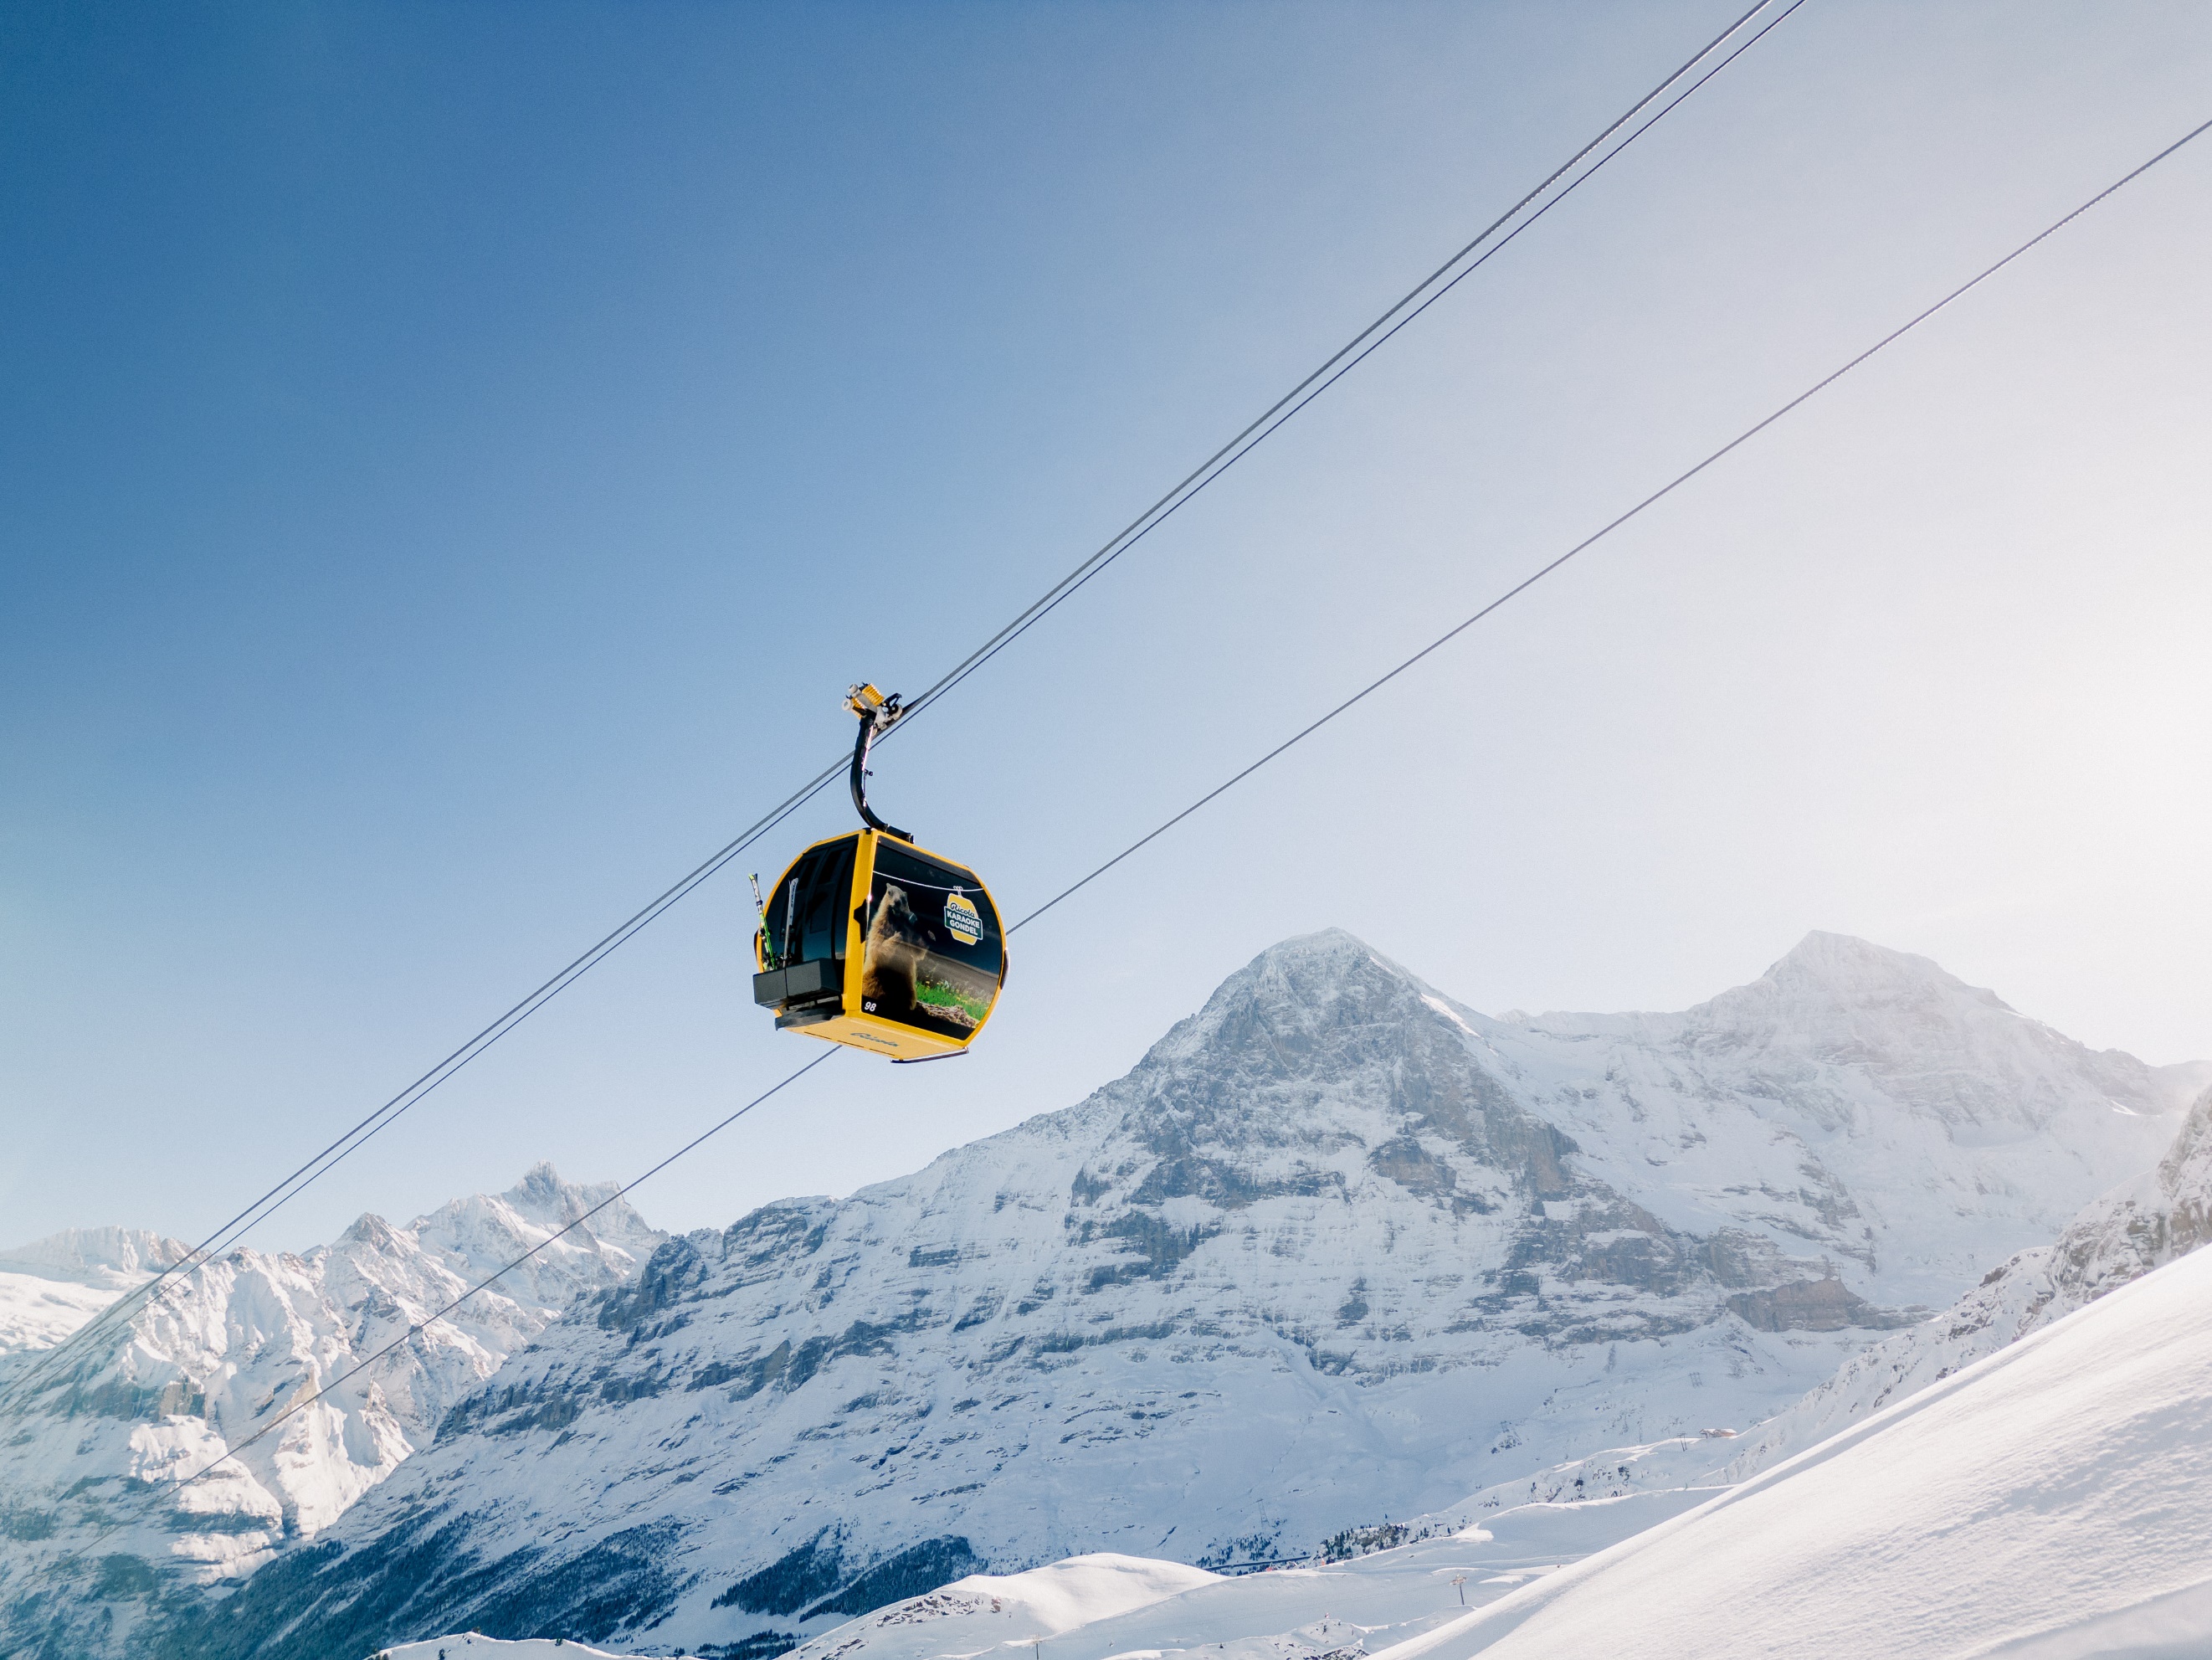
[860,883,930,1021]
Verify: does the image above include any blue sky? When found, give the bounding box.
[5,2,2210,1251]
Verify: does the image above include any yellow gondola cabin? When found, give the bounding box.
[750,686,1007,1061]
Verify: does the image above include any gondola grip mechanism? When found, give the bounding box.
[845,683,913,842]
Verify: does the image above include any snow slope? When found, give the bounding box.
[796,1555,1224,1660]
[156,930,2199,1660]
[0,1226,189,1355]
[0,1165,662,1658]
[1377,1227,2212,1658]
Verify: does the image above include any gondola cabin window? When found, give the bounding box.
[762,835,857,969]
[860,840,1003,1041]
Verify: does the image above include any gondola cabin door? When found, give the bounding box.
[752,829,1007,1060]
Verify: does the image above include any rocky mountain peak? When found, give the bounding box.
[1778,930,1999,998]
[1230,925,1404,990]
[502,1159,590,1220]
[393,1164,662,1277]
[1692,930,2010,1041]
[338,1210,408,1253]
[495,1160,657,1249]
[1137,929,1430,1069]
[1666,930,2187,1155]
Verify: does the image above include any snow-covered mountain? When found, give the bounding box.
[616,1077,2212,1660]
[1470,929,2205,1308]
[0,1227,190,1356]
[146,929,2198,1660]
[0,1164,663,1658]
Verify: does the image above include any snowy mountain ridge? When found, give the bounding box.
[0,1227,191,1357]
[0,1164,664,1655]
[115,928,2199,1660]
[1471,929,2205,1306]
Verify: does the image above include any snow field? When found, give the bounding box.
[382,1637,632,1658]
[791,1497,1715,1660]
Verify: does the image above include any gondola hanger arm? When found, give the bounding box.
[846,683,914,842]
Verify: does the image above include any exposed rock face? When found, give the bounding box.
[126,931,2197,1660]
[0,1166,662,1658]
[1722,1082,2212,1482]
